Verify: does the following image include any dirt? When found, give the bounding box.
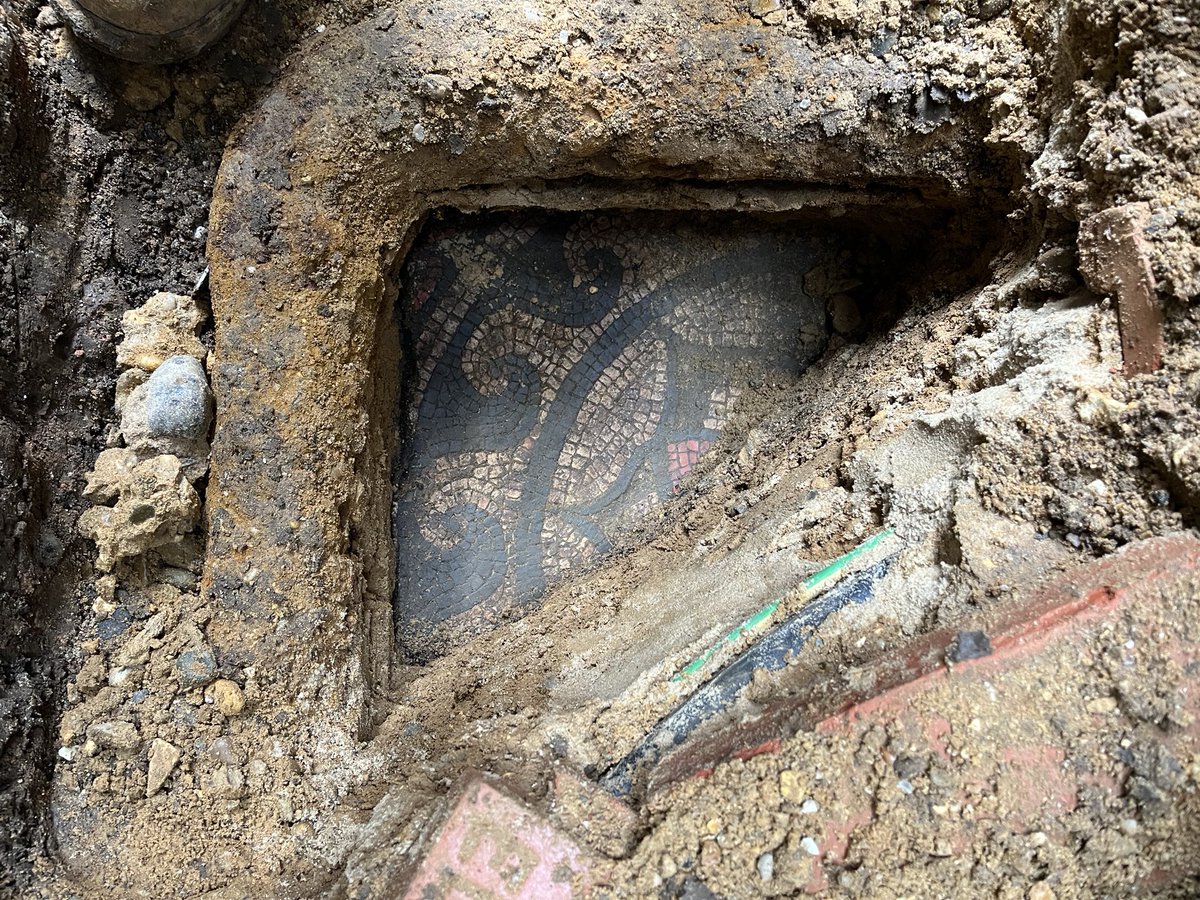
[1,0,1198,896]
[618,548,1200,899]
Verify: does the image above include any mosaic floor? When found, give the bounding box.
[393,210,829,653]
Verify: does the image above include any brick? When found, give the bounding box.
[403,777,598,899]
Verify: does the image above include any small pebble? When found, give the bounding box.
[204,678,246,717]
[756,851,774,881]
[1086,696,1118,715]
[800,798,820,814]
[950,630,992,662]
[175,646,217,688]
[897,779,914,795]
[800,836,820,856]
[1119,818,1139,835]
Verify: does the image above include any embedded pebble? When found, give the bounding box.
[800,798,820,814]
[204,678,246,716]
[175,646,216,688]
[800,836,820,856]
[779,769,804,802]
[418,73,453,101]
[144,356,212,442]
[1086,696,1118,715]
[756,851,774,881]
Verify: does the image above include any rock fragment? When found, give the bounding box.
[146,738,181,797]
[86,720,141,756]
[111,611,167,668]
[120,355,213,481]
[78,455,201,571]
[116,291,207,371]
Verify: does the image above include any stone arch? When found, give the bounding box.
[207,0,1001,740]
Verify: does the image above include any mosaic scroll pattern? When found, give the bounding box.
[394,211,828,648]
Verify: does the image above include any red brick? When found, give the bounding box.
[404,778,598,899]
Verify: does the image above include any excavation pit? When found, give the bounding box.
[387,195,999,660]
[392,208,834,658]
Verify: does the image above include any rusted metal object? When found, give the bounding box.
[1078,203,1164,374]
[50,0,247,63]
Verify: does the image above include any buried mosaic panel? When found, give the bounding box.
[394,210,829,653]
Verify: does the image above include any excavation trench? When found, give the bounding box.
[383,187,1009,664]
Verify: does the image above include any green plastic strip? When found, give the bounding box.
[670,528,895,683]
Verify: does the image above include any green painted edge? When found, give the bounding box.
[670,528,895,683]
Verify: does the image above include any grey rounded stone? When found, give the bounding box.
[175,646,216,688]
[145,356,212,443]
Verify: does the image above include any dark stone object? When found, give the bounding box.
[145,356,213,442]
[949,629,992,662]
[175,646,216,688]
